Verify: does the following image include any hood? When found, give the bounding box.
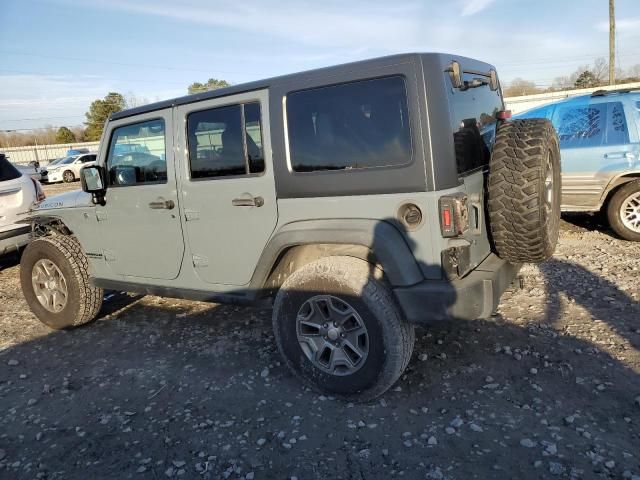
[32,190,93,212]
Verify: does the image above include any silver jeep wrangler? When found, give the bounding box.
[20,54,561,401]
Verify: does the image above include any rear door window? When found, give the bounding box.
[0,156,22,182]
[552,101,629,148]
[187,102,265,179]
[286,76,412,172]
[552,104,606,148]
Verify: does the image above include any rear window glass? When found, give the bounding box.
[448,72,502,175]
[286,76,412,172]
[0,155,22,182]
[607,102,629,145]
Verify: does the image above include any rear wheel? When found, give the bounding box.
[488,119,561,263]
[272,256,414,402]
[20,235,103,329]
[63,170,75,183]
[606,180,640,241]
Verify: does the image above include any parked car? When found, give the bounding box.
[0,153,45,256]
[13,160,42,181]
[41,153,97,183]
[515,88,640,240]
[19,53,561,400]
[66,148,90,156]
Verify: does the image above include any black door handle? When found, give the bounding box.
[232,196,264,207]
[149,199,175,210]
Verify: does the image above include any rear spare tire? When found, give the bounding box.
[20,235,103,329]
[488,119,561,263]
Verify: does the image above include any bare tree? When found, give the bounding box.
[592,57,609,83]
[503,78,542,97]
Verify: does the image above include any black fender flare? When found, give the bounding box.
[249,219,424,289]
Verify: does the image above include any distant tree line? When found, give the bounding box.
[503,58,640,97]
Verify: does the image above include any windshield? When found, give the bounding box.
[60,155,78,165]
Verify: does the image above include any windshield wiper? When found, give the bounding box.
[459,78,489,91]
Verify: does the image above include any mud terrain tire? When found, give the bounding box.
[488,119,561,263]
[20,235,103,329]
[272,256,414,402]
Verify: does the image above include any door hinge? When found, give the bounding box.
[192,254,209,268]
[185,209,200,221]
[103,250,116,262]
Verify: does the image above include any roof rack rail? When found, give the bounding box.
[591,86,640,97]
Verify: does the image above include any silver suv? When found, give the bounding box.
[0,154,45,256]
[19,54,561,400]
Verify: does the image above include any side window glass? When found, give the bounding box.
[552,104,606,148]
[286,76,412,172]
[107,119,166,186]
[244,102,264,173]
[187,103,265,179]
[606,102,629,146]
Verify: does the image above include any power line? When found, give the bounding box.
[1,124,85,132]
[0,49,246,75]
[2,114,85,122]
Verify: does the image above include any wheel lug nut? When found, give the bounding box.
[341,333,345,338]
[323,323,328,328]
[333,322,337,327]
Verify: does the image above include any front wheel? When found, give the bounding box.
[607,180,640,241]
[63,170,75,183]
[20,235,103,329]
[272,256,415,402]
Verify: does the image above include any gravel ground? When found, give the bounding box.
[1,183,639,479]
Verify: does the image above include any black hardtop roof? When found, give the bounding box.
[110,52,496,121]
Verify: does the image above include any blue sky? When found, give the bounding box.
[0,0,638,131]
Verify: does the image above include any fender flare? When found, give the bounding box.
[249,219,425,289]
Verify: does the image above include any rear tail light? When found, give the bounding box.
[496,110,512,120]
[439,194,469,237]
[31,178,46,202]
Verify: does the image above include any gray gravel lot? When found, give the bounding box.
[1,183,639,479]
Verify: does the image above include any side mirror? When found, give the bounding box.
[80,165,107,205]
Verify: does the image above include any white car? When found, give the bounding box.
[42,153,97,183]
[0,154,45,255]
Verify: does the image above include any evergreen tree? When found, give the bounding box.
[85,92,126,141]
[188,78,230,95]
[55,126,76,143]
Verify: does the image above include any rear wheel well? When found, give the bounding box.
[262,244,382,297]
[602,174,640,211]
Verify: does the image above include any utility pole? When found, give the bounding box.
[609,0,615,85]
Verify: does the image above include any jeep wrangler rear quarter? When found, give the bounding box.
[21,53,560,401]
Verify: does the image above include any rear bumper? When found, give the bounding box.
[394,253,521,323]
[0,226,31,255]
